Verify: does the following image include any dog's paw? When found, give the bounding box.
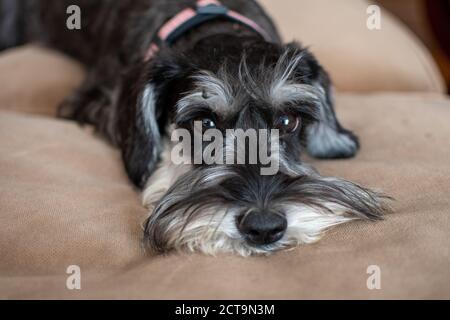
[57,87,111,126]
[307,126,360,159]
[57,97,79,120]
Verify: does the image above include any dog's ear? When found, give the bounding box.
[285,42,360,159]
[118,51,196,188]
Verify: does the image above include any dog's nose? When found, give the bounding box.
[238,211,287,245]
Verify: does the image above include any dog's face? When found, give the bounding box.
[119,37,387,256]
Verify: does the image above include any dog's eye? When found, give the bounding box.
[275,114,300,134]
[201,118,216,130]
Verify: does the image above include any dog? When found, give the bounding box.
[2,0,389,256]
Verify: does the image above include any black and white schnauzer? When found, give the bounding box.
[2,0,388,256]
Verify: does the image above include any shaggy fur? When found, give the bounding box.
[1,0,390,256]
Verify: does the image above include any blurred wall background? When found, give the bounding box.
[375,0,450,93]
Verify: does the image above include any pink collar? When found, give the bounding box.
[144,0,273,61]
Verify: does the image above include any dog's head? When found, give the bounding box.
[118,36,387,256]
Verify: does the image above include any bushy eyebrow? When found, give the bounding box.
[267,83,323,120]
[175,71,237,119]
[278,97,321,121]
[270,82,324,105]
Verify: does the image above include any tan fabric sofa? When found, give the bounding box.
[0,0,449,299]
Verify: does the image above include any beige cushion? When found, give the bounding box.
[259,0,445,93]
[0,46,85,117]
[1,47,450,299]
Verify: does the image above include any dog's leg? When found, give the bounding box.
[58,56,120,142]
